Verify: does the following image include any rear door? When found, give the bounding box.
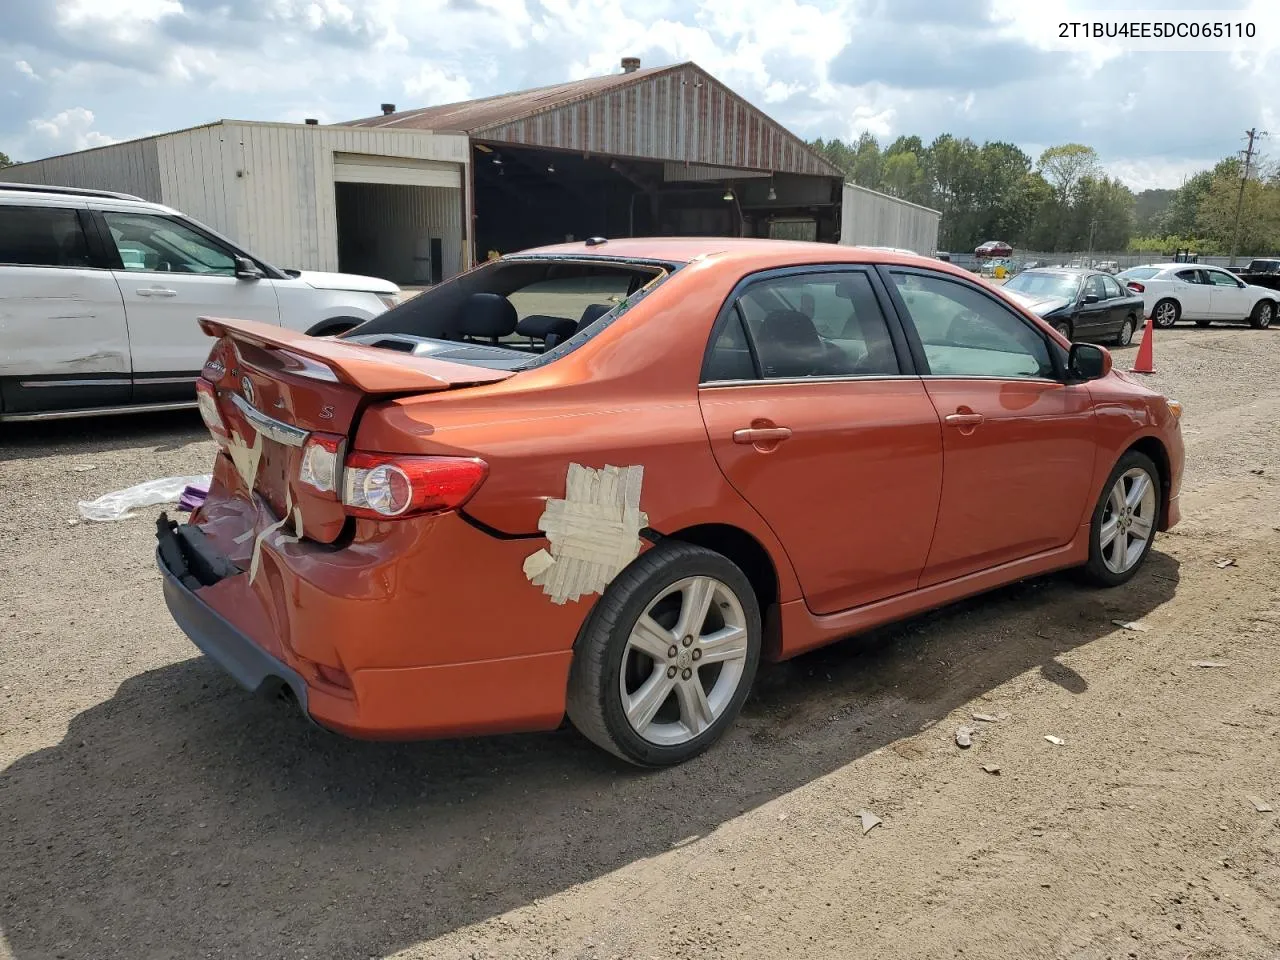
[0,200,131,414]
[93,208,280,401]
[882,267,1097,586]
[1173,268,1211,318]
[697,266,944,615]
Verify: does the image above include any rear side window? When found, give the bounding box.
[0,205,94,268]
[709,270,901,381]
[891,271,1054,379]
[1175,269,1205,284]
[1101,276,1123,298]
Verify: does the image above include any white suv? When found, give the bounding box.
[0,183,403,421]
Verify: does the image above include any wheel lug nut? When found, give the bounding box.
[668,645,678,659]
[692,648,702,661]
[667,666,677,679]
[682,635,693,647]
[681,668,692,680]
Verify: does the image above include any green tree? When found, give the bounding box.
[1196,172,1280,254]
[850,132,883,189]
[0,151,14,168]
[881,151,924,201]
[1037,144,1100,250]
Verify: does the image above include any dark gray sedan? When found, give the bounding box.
[1000,268,1145,345]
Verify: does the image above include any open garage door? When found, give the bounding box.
[332,153,461,189]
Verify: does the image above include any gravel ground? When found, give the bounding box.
[2,325,1279,960]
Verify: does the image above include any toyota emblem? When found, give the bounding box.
[240,376,255,406]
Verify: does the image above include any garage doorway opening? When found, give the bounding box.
[334,181,462,286]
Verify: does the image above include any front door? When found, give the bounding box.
[882,268,1097,587]
[697,267,943,615]
[0,201,131,414]
[1074,274,1112,339]
[1204,266,1249,319]
[94,209,280,400]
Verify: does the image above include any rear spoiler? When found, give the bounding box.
[199,317,512,393]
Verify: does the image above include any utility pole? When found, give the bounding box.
[1086,218,1098,267]
[1229,127,1267,267]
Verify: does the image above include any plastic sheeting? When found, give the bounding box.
[77,475,213,522]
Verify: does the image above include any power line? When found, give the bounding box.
[1228,127,1268,267]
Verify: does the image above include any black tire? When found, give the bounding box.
[1249,299,1275,330]
[566,540,762,767]
[1151,299,1180,328]
[305,316,362,337]
[1052,320,1073,340]
[1115,316,1136,346]
[1080,450,1162,588]
[1194,318,1212,328]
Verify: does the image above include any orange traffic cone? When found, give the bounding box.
[1130,316,1156,374]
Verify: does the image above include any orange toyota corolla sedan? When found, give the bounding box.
[157,239,1184,766]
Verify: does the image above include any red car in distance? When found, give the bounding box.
[976,240,1014,259]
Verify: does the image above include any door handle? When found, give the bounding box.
[732,426,793,445]
[137,287,177,298]
[944,412,985,427]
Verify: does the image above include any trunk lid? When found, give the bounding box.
[198,317,513,543]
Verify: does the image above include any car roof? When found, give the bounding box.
[510,236,941,268]
[0,182,181,216]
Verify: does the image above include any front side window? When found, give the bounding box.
[1206,269,1242,287]
[891,272,1054,379]
[0,205,93,268]
[102,212,237,275]
[711,270,901,380]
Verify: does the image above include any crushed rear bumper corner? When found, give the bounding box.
[155,514,310,715]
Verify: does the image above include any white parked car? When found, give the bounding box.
[1117,263,1277,330]
[0,183,403,421]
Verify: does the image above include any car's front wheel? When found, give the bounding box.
[566,540,761,766]
[1052,319,1072,339]
[1081,450,1161,587]
[1152,299,1179,328]
[1250,299,1275,330]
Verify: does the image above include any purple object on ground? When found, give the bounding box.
[177,481,210,513]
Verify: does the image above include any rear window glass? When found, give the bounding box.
[507,275,632,326]
[1118,267,1159,280]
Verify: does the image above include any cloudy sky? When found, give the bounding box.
[2,0,1278,190]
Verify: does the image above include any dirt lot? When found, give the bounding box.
[2,325,1279,960]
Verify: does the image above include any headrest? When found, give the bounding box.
[459,292,517,339]
[759,309,822,347]
[516,314,577,342]
[575,302,613,332]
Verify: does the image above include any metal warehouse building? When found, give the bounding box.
[5,58,941,284]
[347,58,847,256]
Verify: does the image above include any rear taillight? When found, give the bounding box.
[195,378,227,440]
[298,433,344,495]
[341,453,487,519]
[1126,281,1145,293]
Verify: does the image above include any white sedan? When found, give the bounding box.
[1117,263,1277,330]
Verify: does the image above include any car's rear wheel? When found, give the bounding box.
[1081,451,1161,587]
[566,540,761,767]
[1250,300,1275,330]
[1152,299,1179,328]
[305,316,362,337]
[1115,316,1136,346]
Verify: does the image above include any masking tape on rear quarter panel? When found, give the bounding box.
[248,491,305,585]
[523,463,648,605]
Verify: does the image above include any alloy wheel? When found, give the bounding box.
[1099,467,1157,575]
[1153,302,1177,328]
[619,576,749,746]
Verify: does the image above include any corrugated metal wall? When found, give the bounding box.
[839,183,941,254]
[478,65,840,177]
[334,183,463,284]
[2,137,163,199]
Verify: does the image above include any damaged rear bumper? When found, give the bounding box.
[156,515,310,715]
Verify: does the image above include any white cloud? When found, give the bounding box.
[28,107,118,152]
[15,60,39,80]
[402,64,472,104]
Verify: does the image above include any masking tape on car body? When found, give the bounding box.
[523,463,647,605]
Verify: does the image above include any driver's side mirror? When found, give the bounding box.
[234,256,263,280]
[1068,342,1112,382]
[1082,293,1100,304]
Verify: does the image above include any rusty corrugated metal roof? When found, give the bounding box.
[343,62,842,178]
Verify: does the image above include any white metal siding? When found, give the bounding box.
[334,183,463,284]
[839,183,941,254]
[2,138,163,200]
[155,124,238,237]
